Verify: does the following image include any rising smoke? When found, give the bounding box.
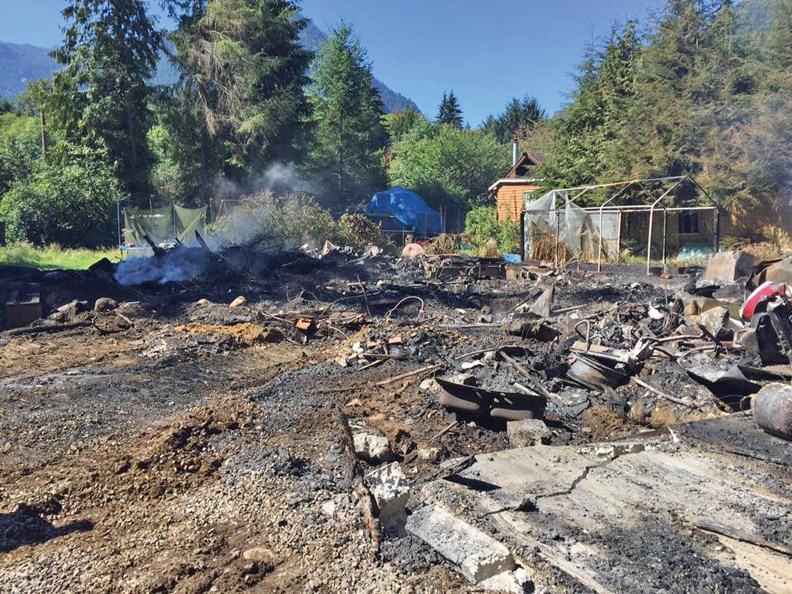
[114,162,319,285]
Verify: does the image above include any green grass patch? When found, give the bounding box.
[0,242,120,270]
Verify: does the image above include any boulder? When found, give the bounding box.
[506,419,550,447]
[353,433,393,463]
[703,250,754,283]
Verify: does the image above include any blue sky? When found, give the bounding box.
[1,0,663,124]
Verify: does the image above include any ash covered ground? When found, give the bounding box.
[0,247,787,593]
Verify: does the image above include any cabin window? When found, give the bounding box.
[678,212,700,234]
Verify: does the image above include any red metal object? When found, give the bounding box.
[741,281,787,322]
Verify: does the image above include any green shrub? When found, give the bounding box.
[337,213,383,250]
[211,191,337,248]
[498,218,521,254]
[0,148,125,248]
[464,205,521,255]
[464,206,499,247]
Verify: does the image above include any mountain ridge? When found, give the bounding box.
[0,20,419,114]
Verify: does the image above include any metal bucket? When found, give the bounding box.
[753,383,792,441]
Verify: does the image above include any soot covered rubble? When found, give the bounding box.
[0,241,790,593]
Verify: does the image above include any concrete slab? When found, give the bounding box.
[416,417,791,593]
[405,504,516,583]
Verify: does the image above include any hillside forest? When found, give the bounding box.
[0,0,789,251]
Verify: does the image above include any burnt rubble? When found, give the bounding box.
[0,245,790,592]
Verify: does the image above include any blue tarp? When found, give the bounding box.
[363,186,442,236]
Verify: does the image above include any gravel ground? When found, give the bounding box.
[1,255,747,593]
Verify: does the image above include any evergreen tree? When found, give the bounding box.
[51,0,164,196]
[175,0,311,186]
[307,23,387,206]
[437,91,463,128]
[540,22,641,188]
[483,96,545,143]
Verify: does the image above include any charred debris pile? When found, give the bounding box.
[2,239,790,443]
[2,237,792,590]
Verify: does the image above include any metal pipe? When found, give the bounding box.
[596,182,635,272]
[549,175,686,194]
[645,177,688,275]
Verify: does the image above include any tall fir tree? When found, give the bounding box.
[51,0,164,196]
[174,0,312,187]
[437,91,463,128]
[307,23,387,206]
[483,96,545,143]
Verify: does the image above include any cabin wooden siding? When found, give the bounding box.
[496,183,541,223]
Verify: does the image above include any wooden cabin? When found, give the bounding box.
[489,152,545,223]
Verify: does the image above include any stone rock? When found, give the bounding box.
[353,433,393,463]
[703,250,754,283]
[406,504,516,583]
[229,296,247,308]
[50,300,89,322]
[94,297,118,313]
[196,298,211,306]
[418,447,441,462]
[117,301,148,318]
[507,419,550,447]
[242,547,277,570]
[365,462,410,519]
[529,285,555,318]
[479,568,534,593]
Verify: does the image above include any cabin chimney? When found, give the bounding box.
[512,139,519,167]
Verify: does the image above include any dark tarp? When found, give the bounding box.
[363,186,442,236]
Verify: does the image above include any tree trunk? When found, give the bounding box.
[40,111,49,158]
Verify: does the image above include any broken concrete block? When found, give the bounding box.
[229,296,247,308]
[479,567,533,593]
[353,433,393,463]
[417,447,441,462]
[406,504,516,583]
[365,462,410,518]
[506,419,550,447]
[703,250,754,283]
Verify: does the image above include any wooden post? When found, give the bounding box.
[714,208,720,253]
[646,207,654,276]
[662,208,668,269]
